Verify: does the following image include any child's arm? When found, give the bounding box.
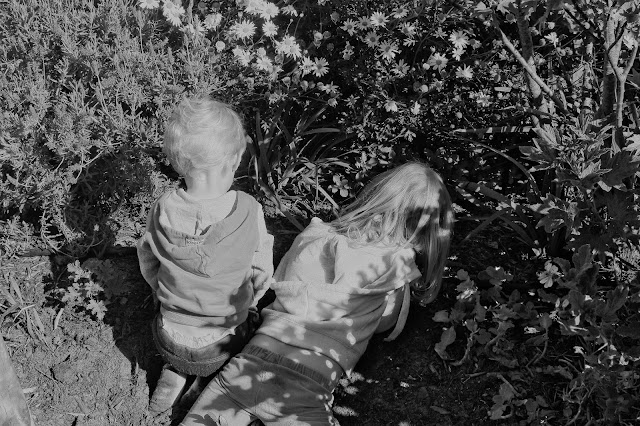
[250,205,274,307]
[136,208,160,293]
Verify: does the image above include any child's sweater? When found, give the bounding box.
[137,189,273,330]
[256,218,421,375]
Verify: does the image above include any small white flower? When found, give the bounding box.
[262,21,277,37]
[370,11,388,27]
[449,30,470,50]
[138,0,159,9]
[275,35,302,58]
[300,56,315,75]
[162,0,185,26]
[455,65,473,80]
[232,46,253,66]
[545,32,559,46]
[313,58,329,77]
[281,5,298,16]
[203,13,222,30]
[392,6,408,18]
[384,99,398,112]
[341,19,357,35]
[357,16,372,30]
[410,102,421,115]
[378,41,400,61]
[230,19,256,40]
[427,52,448,71]
[364,31,380,48]
[215,41,226,52]
[328,98,338,107]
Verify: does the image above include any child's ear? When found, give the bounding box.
[231,152,242,172]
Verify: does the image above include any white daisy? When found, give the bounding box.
[231,20,256,40]
[313,58,329,77]
[162,0,185,26]
[203,13,223,30]
[275,35,302,58]
[378,41,400,61]
[262,21,277,37]
[341,19,357,36]
[138,0,159,9]
[370,11,388,27]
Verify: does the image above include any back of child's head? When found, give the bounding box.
[332,162,454,303]
[163,95,247,176]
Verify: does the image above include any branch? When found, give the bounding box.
[498,29,568,114]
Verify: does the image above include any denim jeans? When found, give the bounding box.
[152,310,260,377]
[180,345,341,426]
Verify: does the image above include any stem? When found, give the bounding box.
[499,29,567,114]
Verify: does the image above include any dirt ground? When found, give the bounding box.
[2,218,512,426]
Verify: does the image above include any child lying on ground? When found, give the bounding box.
[179,161,454,426]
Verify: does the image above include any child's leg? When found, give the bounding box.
[149,364,188,414]
[180,374,255,426]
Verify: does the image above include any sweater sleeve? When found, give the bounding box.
[250,205,274,306]
[136,207,160,292]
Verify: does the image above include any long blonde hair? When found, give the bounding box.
[331,162,454,303]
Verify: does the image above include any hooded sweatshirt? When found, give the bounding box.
[137,189,273,330]
[256,218,421,374]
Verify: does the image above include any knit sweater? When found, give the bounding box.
[256,218,421,374]
[137,189,273,329]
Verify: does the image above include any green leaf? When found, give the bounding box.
[434,327,456,359]
[432,310,450,323]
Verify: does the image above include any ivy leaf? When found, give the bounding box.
[432,310,450,323]
[434,327,456,360]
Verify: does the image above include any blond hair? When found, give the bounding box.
[163,96,247,176]
[331,162,454,303]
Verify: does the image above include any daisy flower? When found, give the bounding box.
[346,95,358,107]
[203,13,222,30]
[231,19,256,40]
[300,56,315,75]
[262,21,277,37]
[384,99,398,112]
[313,58,329,77]
[357,16,372,30]
[370,11,388,27]
[328,98,338,107]
[260,2,279,20]
[275,35,302,58]
[410,102,421,115]
[215,41,226,52]
[400,23,417,37]
[341,19,357,35]
[393,59,410,76]
[364,31,380,48]
[162,0,185,26]
[455,65,473,80]
[281,5,298,16]
[342,41,354,60]
[232,47,253,66]
[427,52,448,71]
[318,81,339,94]
[434,27,446,39]
[449,31,469,50]
[451,47,464,61]
[545,32,559,46]
[138,0,159,9]
[392,6,409,18]
[378,41,400,61]
[255,56,273,72]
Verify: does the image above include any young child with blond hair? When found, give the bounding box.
[137,95,273,414]
[180,161,454,426]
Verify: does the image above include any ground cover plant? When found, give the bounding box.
[1,0,640,424]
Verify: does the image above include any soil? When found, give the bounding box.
[2,215,522,426]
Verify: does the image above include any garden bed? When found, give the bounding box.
[3,218,517,426]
